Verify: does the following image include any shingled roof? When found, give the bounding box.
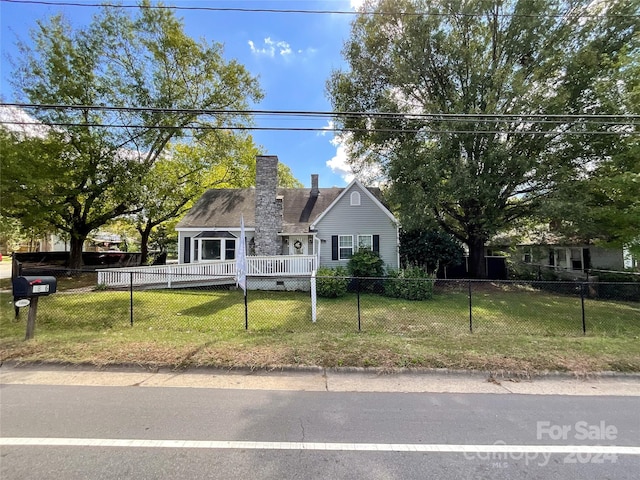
[177,186,385,234]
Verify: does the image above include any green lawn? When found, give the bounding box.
[1,286,639,374]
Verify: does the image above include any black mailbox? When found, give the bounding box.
[12,276,57,297]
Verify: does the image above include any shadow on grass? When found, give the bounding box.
[2,287,638,339]
[129,289,319,333]
[4,292,131,332]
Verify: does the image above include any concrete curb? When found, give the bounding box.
[3,359,640,380]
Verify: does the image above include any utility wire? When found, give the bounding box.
[4,103,639,126]
[2,120,637,135]
[2,0,639,19]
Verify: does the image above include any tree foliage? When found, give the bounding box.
[133,132,301,263]
[328,0,639,277]
[547,62,640,255]
[399,229,464,272]
[1,1,263,268]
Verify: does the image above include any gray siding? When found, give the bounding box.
[315,183,399,270]
[590,246,624,270]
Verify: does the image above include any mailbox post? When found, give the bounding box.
[12,276,57,340]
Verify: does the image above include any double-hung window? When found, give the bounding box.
[339,235,354,260]
[332,234,379,261]
[357,234,373,251]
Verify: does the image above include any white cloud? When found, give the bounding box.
[324,122,355,182]
[0,105,50,139]
[350,0,366,10]
[325,121,385,186]
[327,137,355,183]
[248,37,296,58]
[318,120,335,137]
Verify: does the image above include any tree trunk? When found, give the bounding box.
[68,235,86,270]
[139,224,152,265]
[467,236,487,279]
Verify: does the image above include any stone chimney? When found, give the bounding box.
[311,174,319,197]
[254,155,281,256]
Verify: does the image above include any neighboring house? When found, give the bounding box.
[12,232,127,254]
[515,240,625,273]
[175,155,399,288]
[86,232,127,252]
[486,228,629,279]
[516,243,625,272]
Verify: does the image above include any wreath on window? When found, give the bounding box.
[293,240,303,250]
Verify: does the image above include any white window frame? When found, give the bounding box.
[200,239,222,261]
[195,238,236,262]
[357,234,373,251]
[338,235,354,260]
[350,191,361,206]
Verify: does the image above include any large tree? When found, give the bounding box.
[328,0,638,277]
[133,131,301,264]
[1,1,262,269]
[547,61,640,256]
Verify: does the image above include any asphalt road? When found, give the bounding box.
[1,371,639,479]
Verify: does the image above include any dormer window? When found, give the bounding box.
[350,191,361,206]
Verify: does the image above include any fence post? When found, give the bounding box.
[244,287,248,330]
[468,279,473,333]
[357,277,361,332]
[580,282,586,335]
[130,272,134,327]
[310,271,317,323]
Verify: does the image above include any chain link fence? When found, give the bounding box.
[3,267,639,339]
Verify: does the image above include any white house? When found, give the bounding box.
[175,155,399,289]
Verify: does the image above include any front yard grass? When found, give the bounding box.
[1,286,639,374]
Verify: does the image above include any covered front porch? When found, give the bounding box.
[96,254,318,289]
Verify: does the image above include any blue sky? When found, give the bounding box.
[0,0,364,187]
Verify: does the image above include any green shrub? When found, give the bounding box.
[507,261,559,281]
[315,266,349,298]
[591,271,640,302]
[384,267,434,300]
[347,249,385,293]
[348,249,384,278]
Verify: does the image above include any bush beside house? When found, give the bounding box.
[315,266,349,298]
[384,267,434,301]
[317,251,435,301]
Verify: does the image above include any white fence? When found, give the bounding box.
[97,255,318,288]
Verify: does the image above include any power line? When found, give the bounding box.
[5,103,640,126]
[2,0,639,19]
[2,120,637,135]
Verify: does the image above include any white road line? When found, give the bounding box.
[1,438,639,455]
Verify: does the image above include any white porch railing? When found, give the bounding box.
[247,255,317,276]
[97,255,317,288]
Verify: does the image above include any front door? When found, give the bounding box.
[289,236,308,255]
